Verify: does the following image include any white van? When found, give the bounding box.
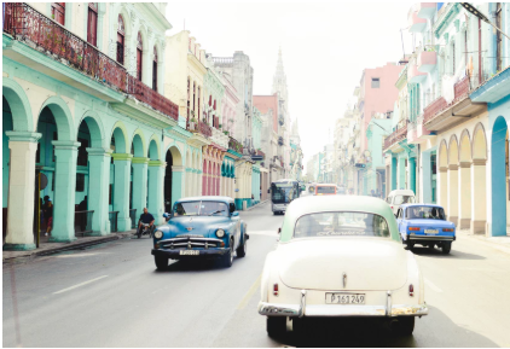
[386,189,416,214]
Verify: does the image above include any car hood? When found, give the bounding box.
[277,238,408,291]
[405,219,455,229]
[161,216,232,238]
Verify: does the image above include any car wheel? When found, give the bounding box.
[266,317,286,338]
[406,241,414,250]
[154,256,168,271]
[442,242,452,254]
[236,234,247,258]
[395,317,415,336]
[222,241,234,268]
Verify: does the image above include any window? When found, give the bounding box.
[406,206,445,220]
[152,47,158,91]
[76,173,85,192]
[87,3,98,46]
[294,212,390,239]
[116,15,125,65]
[451,41,456,74]
[192,82,196,113]
[371,78,380,88]
[77,138,89,166]
[187,77,191,121]
[394,195,416,205]
[51,3,65,25]
[197,86,201,120]
[136,32,143,81]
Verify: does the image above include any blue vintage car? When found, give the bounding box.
[395,204,456,254]
[151,196,248,270]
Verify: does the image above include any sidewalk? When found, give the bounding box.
[246,199,269,211]
[457,228,510,254]
[3,230,135,264]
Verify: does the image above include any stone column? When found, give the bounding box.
[87,147,113,236]
[131,157,149,220]
[447,164,459,226]
[398,156,406,190]
[409,157,417,194]
[438,166,448,207]
[112,153,133,232]
[458,161,472,229]
[421,151,432,204]
[51,140,80,242]
[197,170,203,196]
[171,165,184,205]
[148,160,166,225]
[471,159,487,234]
[3,132,41,251]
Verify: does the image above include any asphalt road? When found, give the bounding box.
[3,198,510,347]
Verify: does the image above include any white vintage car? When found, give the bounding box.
[258,195,428,337]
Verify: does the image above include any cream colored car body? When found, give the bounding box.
[258,196,427,319]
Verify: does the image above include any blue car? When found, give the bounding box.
[151,196,248,270]
[395,204,456,254]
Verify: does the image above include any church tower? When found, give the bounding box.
[272,47,288,103]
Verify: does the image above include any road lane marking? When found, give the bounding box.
[53,275,108,295]
[424,277,443,293]
[237,274,262,310]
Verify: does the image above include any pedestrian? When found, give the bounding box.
[78,196,88,230]
[45,199,53,236]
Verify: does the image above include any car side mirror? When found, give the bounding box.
[278,227,281,234]
[232,211,239,217]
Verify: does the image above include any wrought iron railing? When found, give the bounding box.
[4,3,179,122]
[383,121,409,150]
[197,120,212,138]
[423,96,448,123]
[74,210,94,236]
[278,136,284,146]
[453,76,470,102]
[228,136,243,153]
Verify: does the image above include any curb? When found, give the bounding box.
[246,200,269,211]
[457,230,510,255]
[3,232,134,264]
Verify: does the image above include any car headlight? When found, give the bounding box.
[216,229,225,238]
[154,230,163,239]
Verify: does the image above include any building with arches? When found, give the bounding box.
[2,3,189,250]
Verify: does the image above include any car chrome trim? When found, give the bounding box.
[385,291,392,316]
[408,235,455,241]
[258,302,302,316]
[300,290,306,318]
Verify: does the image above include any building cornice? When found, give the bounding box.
[434,3,461,39]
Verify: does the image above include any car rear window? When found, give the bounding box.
[406,206,446,220]
[393,195,415,205]
[316,186,336,194]
[294,212,390,238]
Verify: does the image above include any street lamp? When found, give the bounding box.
[460,2,510,40]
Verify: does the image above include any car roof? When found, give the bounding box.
[316,183,336,187]
[388,189,415,196]
[401,203,444,209]
[176,196,234,204]
[280,195,400,243]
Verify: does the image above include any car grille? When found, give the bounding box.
[158,237,224,250]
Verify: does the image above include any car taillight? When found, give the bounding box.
[409,284,414,297]
[408,227,420,231]
[390,206,394,210]
[443,228,454,232]
[273,283,279,296]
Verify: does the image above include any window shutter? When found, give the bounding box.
[87,3,98,46]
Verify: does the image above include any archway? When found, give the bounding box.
[164,145,183,212]
[147,137,164,221]
[491,116,508,236]
[110,123,131,232]
[3,97,14,242]
[458,131,472,229]
[438,140,448,207]
[472,124,487,234]
[130,132,146,226]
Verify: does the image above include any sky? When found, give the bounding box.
[165,1,415,168]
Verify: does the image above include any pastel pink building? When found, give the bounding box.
[220,73,240,135]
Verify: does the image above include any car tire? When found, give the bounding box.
[154,256,168,271]
[236,234,247,258]
[395,317,415,336]
[442,242,452,254]
[222,241,234,268]
[267,317,286,338]
[406,241,414,250]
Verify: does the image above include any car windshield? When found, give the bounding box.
[316,186,336,194]
[393,195,415,205]
[173,201,229,217]
[406,206,446,220]
[294,212,390,238]
[272,185,296,204]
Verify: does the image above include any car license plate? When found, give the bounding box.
[179,250,199,255]
[325,293,365,304]
[425,229,438,234]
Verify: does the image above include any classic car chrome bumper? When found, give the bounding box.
[258,290,428,317]
[408,234,456,242]
[152,248,230,259]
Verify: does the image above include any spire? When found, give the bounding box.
[272,47,288,100]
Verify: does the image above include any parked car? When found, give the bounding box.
[258,195,428,338]
[151,196,248,270]
[386,189,416,214]
[395,204,455,254]
[314,183,337,196]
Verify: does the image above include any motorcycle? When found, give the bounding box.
[137,223,153,239]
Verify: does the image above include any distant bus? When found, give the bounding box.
[271,179,301,215]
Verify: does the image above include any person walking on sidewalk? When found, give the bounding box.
[45,199,53,236]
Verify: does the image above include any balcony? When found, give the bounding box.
[417,50,437,73]
[210,127,228,149]
[407,63,427,83]
[278,136,284,146]
[408,10,427,33]
[228,136,243,154]
[417,3,436,19]
[278,116,284,126]
[383,121,409,151]
[3,3,179,121]
[423,96,448,123]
